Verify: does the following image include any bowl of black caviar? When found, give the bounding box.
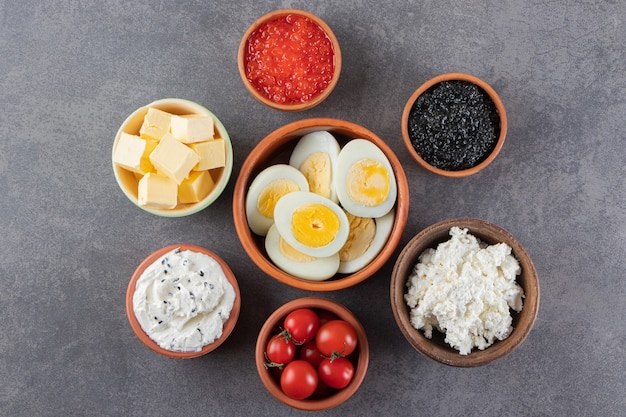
[401,73,507,177]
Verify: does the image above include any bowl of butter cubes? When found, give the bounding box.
[112,98,233,217]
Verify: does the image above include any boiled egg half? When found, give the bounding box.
[265,224,340,281]
[335,139,397,218]
[274,191,349,258]
[289,131,341,203]
[338,208,395,274]
[245,164,309,236]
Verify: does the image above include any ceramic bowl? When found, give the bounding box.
[255,297,369,411]
[390,218,540,367]
[112,98,233,217]
[126,244,241,359]
[401,73,507,177]
[238,9,341,111]
[232,118,409,291]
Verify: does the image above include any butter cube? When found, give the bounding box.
[138,173,177,209]
[113,132,157,174]
[178,170,215,204]
[170,114,214,144]
[190,138,226,171]
[139,107,173,141]
[149,134,199,185]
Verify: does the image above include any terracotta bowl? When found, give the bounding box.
[255,297,369,411]
[238,9,342,111]
[232,118,409,291]
[401,73,507,177]
[126,244,241,358]
[390,218,540,367]
[112,98,234,217]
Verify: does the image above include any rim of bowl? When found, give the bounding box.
[390,218,540,367]
[255,297,369,411]
[237,9,342,112]
[232,117,409,292]
[125,244,241,359]
[401,72,508,178]
[112,98,234,217]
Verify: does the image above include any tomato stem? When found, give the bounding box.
[263,352,285,369]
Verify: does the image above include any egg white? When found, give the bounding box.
[335,139,397,218]
[338,208,395,274]
[265,224,340,281]
[289,130,341,203]
[274,191,349,258]
[245,164,309,236]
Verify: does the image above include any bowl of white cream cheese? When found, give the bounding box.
[126,244,240,358]
[390,218,540,367]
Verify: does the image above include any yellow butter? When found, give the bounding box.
[139,107,173,141]
[113,132,157,174]
[170,114,214,144]
[149,134,199,185]
[190,138,226,171]
[178,170,215,204]
[138,173,177,209]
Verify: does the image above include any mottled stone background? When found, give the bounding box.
[1,1,624,416]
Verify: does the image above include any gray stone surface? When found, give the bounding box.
[1,1,624,416]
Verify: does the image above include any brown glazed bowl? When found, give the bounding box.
[238,9,341,111]
[112,98,234,217]
[232,118,409,292]
[126,244,241,359]
[401,72,507,177]
[390,218,540,367]
[255,297,369,411]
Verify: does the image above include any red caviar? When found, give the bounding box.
[244,14,335,105]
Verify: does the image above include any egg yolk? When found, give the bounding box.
[257,179,301,218]
[291,203,340,248]
[339,213,376,262]
[346,158,390,206]
[298,152,332,199]
[279,236,317,262]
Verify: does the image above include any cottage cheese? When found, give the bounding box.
[133,248,236,352]
[404,227,524,355]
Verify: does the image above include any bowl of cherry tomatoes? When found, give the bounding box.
[255,297,369,411]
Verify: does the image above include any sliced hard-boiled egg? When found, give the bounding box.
[274,191,349,258]
[289,131,341,203]
[265,224,340,281]
[245,164,309,236]
[335,139,397,218]
[338,208,395,274]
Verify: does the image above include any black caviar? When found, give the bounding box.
[407,80,500,171]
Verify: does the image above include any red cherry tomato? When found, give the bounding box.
[309,377,336,399]
[280,360,318,400]
[265,333,296,366]
[284,308,321,344]
[299,340,324,367]
[318,357,354,389]
[316,320,358,357]
[315,309,339,325]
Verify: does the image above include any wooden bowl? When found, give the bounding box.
[255,297,369,411]
[232,118,409,291]
[401,73,507,177]
[238,9,341,112]
[112,98,234,217]
[390,218,540,367]
[126,244,241,358]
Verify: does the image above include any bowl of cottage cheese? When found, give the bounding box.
[126,244,240,358]
[390,218,539,367]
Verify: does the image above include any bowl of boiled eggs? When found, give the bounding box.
[233,118,409,291]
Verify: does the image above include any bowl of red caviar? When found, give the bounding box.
[238,9,342,112]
